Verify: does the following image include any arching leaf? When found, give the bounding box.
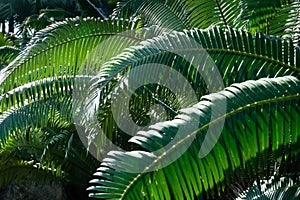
[88,76,300,199]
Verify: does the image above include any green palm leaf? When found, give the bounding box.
[269,1,300,46]
[0,16,156,153]
[89,27,300,111]
[0,46,19,69]
[0,101,99,187]
[240,0,283,33]
[112,0,300,38]
[0,160,64,187]
[88,76,300,199]
[83,27,300,161]
[0,18,159,185]
[0,77,75,141]
[112,0,244,30]
[1,2,300,197]
[238,175,300,199]
[0,17,147,93]
[186,0,243,29]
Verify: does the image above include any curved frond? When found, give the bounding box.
[186,0,243,29]
[0,110,99,186]
[112,0,300,37]
[0,160,64,187]
[0,76,77,142]
[88,76,300,199]
[112,0,244,30]
[89,27,300,111]
[0,17,148,93]
[1,2,300,198]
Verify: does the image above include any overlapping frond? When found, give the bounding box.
[0,1,300,198]
[0,104,99,186]
[0,17,146,94]
[89,27,300,110]
[88,76,300,199]
[0,16,157,154]
[112,0,244,30]
[112,0,300,38]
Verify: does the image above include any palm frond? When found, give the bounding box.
[112,0,300,38]
[240,0,283,33]
[88,76,300,199]
[0,160,64,187]
[237,175,300,199]
[89,27,300,112]
[136,0,187,31]
[0,17,147,93]
[1,2,300,198]
[0,76,77,142]
[0,46,19,69]
[112,0,244,30]
[0,33,13,46]
[0,115,99,186]
[269,1,300,46]
[186,0,243,29]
